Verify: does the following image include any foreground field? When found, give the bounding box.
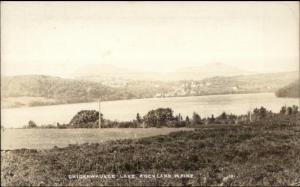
[1,128,192,150]
[1,114,300,186]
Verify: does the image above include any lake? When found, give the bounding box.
[1,93,299,128]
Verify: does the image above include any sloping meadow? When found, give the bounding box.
[1,114,300,186]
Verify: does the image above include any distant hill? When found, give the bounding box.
[192,71,298,95]
[2,71,298,108]
[276,80,300,98]
[1,75,118,107]
[1,75,171,108]
[2,75,112,99]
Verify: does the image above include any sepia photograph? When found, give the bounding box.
[1,1,299,186]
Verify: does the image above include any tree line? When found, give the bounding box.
[23,105,299,129]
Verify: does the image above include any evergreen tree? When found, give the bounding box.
[192,112,201,125]
[136,113,142,123]
[185,116,190,125]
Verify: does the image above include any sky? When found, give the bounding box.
[1,1,299,77]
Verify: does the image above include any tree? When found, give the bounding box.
[259,107,267,118]
[177,113,183,122]
[185,116,190,125]
[69,110,102,128]
[253,108,260,116]
[192,112,201,125]
[280,106,287,114]
[28,120,37,128]
[292,105,299,114]
[209,114,215,124]
[143,108,174,127]
[136,113,142,123]
[220,112,227,120]
[287,107,293,115]
[253,107,267,119]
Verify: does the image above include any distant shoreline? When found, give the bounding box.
[2,91,277,109]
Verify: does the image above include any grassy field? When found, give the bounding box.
[1,128,193,150]
[1,114,300,186]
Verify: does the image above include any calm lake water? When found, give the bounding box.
[1,93,299,128]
